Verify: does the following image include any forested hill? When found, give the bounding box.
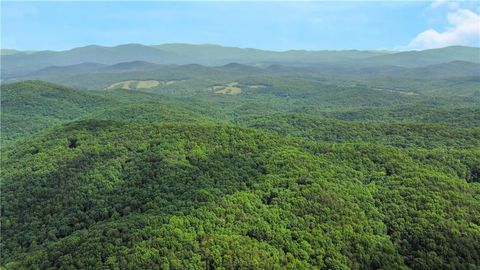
[1,81,210,143]
[2,44,479,79]
[2,0,480,266]
[3,81,479,149]
[1,53,479,269]
[2,120,479,269]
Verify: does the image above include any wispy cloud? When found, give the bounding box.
[429,0,459,10]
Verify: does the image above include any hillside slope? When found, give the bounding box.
[4,44,478,79]
[1,81,208,143]
[360,46,480,67]
[2,120,479,269]
[1,81,113,142]
[1,44,178,77]
[3,80,479,146]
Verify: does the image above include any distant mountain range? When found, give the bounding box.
[2,44,479,79]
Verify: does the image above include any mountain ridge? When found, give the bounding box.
[4,43,478,54]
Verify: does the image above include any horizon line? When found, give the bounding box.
[2,43,479,54]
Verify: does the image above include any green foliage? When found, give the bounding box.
[1,120,479,269]
[1,81,211,143]
[1,48,479,270]
[240,113,480,149]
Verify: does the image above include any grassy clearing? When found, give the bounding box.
[106,80,177,90]
[136,80,160,89]
[107,80,136,90]
[210,82,242,95]
[214,86,242,95]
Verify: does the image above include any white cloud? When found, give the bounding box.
[406,8,480,49]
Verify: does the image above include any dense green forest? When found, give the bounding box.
[2,120,479,269]
[1,45,480,269]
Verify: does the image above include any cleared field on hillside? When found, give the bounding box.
[106,80,180,90]
[210,82,242,95]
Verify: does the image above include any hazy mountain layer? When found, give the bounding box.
[2,44,479,79]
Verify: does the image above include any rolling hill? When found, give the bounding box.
[1,44,479,269]
[2,119,479,269]
[3,80,479,146]
[1,44,177,78]
[0,81,209,143]
[359,46,480,67]
[3,44,478,80]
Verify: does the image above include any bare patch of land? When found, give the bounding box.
[247,84,267,89]
[106,80,181,90]
[210,82,242,95]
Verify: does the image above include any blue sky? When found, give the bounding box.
[2,1,479,51]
